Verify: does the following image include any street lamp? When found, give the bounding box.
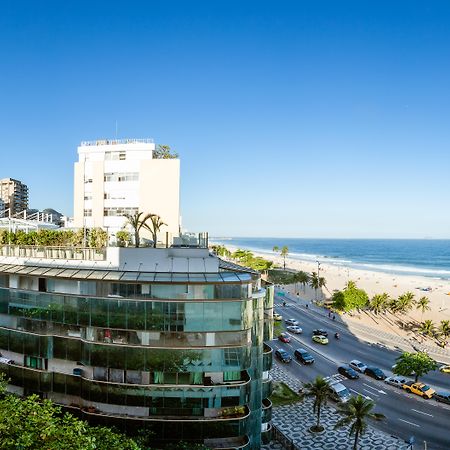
[316,261,321,301]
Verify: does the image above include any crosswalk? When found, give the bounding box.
[323,373,346,384]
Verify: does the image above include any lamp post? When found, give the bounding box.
[316,261,321,301]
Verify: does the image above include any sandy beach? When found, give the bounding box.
[218,243,450,348]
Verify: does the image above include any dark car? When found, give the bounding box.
[364,367,386,380]
[312,329,328,337]
[294,348,314,364]
[278,332,291,343]
[275,349,292,363]
[338,365,359,380]
[434,392,450,405]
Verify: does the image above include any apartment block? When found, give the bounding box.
[0,178,29,215]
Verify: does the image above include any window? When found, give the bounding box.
[84,209,92,217]
[84,194,92,201]
[104,172,138,182]
[104,192,125,200]
[84,178,93,184]
[105,151,126,160]
[25,356,46,370]
[104,207,138,217]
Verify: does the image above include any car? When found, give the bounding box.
[286,325,303,334]
[285,318,299,326]
[434,392,450,405]
[329,382,352,403]
[402,381,435,399]
[312,335,329,345]
[364,367,386,380]
[439,364,450,374]
[349,360,368,373]
[384,375,408,389]
[294,348,314,364]
[275,349,292,363]
[338,365,359,380]
[312,329,328,337]
[273,313,282,321]
[278,333,291,343]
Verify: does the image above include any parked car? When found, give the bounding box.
[273,313,282,321]
[402,381,435,399]
[275,349,292,363]
[312,329,328,337]
[364,367,386,380]
[294,348,314,364]
[312,335,329,345]
[384,375,408,388]
[278,332,291,343]
[349,360,367,373]
[329,382,352,403]
[285,318,299,326]
[338,365,359,380]
[439,364,450,374]
[286,325,303,334]
[434,391,450,405]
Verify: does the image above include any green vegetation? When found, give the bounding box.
[439,320,450,342]
[124,212,155,248]
[334,395,385,450]
[416,296,431,319]
[144,214,167,248]
[116,230,131,247]
[332,281,369,312]
[0,229,107,248]
[303,376,331,432]
[418,319,436,337]
[270,381,302,407]
[153,144,178,159]
[309,271,326,300]
[368,293,389,315]
[393,351,437,382]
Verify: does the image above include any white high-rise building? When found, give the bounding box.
[73,139,180,243]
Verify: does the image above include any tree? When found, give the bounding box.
[143,214,167,248]
[303,376,331,432]
[396,292,416,314]
[124,212,154,248]
[153,144,178,159]
[295,271,310,293]
[334,395,385,450]
[309,271,326,300]
[418,319,435,338]
[280,246,289,270]
[332,281,368,312]
[369,293,389,315]
[416,296,430,320]
[116,230,131,247]
[438,320,450,343]
[272,245,279,254]
[393,351,437,382]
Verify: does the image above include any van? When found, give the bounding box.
[329,382,351,403]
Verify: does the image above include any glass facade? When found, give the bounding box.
[0,265,272,449]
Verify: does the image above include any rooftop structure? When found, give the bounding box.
[0,245,274,448]
[73,139,180,244]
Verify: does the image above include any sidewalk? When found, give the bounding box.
[276,288,450,364]
[262,365,407,450]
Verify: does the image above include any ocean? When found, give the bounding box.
[211,238,450,280]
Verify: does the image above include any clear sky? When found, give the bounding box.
[1,1,450,238]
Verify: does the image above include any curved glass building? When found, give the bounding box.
[0,245,273,449]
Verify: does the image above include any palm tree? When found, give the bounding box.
[280,246,289,270]
[303,376,331,432]
[272,245,279,254]
[335,395,385,450]
[369,293,389,315]
[416,296,430,320]
[124,212,154,248]
[296,271,310,293]
[418,319,435,338]
[143,214,167,248]
[309,271,326,300]
[396,292,416,314]
[438,320,450,341]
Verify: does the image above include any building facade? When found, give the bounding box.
[73,139,180,243]
[0,178,29,216]
[0,245,273,448]
[0,199,4,217]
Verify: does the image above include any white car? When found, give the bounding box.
[285,318,299,326]
[384,375,408,389]
[286,325,303,334]
[349,360,367,373]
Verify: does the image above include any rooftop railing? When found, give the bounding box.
[0,244,106,261]
[80,138,154,146]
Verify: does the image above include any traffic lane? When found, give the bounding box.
[276,303,450,392]
[271,338,450,450]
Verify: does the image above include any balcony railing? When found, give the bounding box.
[263,343,273,372]
[80,138,154,146]
[204,435,250,449]
[0,245,106,261]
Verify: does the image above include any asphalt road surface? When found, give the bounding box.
[271,291,450,450]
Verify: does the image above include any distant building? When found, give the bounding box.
[0,198,4,217]
[0,178,29,215]
[73,139,180,244]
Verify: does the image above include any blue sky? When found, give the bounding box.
[1,1,450,238]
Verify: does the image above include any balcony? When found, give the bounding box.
[261,423,273,445]
[262,378,273,399]
[263,343,273,372]
[262,398,272,423]
[204,435,250,449]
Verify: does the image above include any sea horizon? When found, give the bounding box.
[211,237,450,280]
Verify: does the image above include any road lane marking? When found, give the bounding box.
[349,388,372,400]
[411,409,433,417]
[363,383,388,395]
[363,388,379,397]
[399,418,420,427]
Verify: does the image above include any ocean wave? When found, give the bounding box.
[356,262,450,276]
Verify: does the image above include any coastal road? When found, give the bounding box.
[271,293,450,449]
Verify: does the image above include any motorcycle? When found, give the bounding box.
[334,332,340,340]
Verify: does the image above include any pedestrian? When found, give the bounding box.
[332,314,336,321]
[328,311,331,318]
